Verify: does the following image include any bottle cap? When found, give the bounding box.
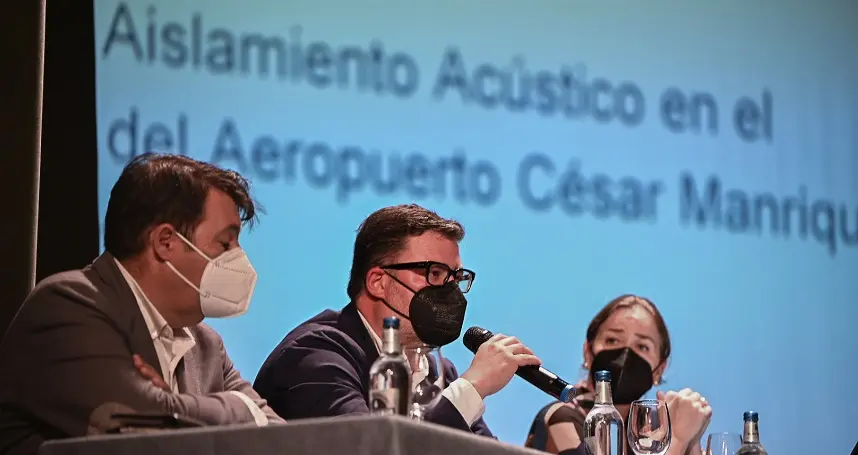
[383,317,400,329]
[743,411,759,422]
[595,370,611,382]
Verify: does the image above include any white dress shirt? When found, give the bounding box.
[357,310,485,426]
[115,259,268,426]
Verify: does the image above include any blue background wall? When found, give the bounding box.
[94,2,858,453]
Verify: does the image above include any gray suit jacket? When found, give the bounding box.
[0,253,284,455]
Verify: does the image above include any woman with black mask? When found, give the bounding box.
[525,295,712,455]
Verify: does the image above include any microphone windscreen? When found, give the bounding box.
[463,326,493,353]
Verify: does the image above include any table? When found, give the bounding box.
[39,415,547,455]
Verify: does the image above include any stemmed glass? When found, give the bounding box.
[705,432,742,455]
[401,344,445,421]
[627,399,672,455]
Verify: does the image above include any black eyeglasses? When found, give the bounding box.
[380,261,476,293]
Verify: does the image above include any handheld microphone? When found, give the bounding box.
[463,326,577,403]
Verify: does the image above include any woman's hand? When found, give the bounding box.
[656,388,712,455]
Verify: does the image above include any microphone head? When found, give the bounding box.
[463,326,493,353]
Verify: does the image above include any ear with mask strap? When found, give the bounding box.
[370,270,415,322]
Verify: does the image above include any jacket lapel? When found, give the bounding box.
[91,253,161,373]
[176,350,202,394]
[340,302,380,367]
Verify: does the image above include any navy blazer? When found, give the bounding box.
[254,303,493,437]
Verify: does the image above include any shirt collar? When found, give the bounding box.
[114,259,194,342]
[356,309,382,354]
[359,309,434,389]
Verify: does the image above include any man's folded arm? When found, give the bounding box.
[8,286,259,437]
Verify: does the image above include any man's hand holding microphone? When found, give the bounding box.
[460,327,578,403]
[460,333,542,398]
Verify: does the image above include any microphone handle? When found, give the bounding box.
[516,365,577,402]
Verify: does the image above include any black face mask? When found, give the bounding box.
[381,280,468,347]
[590,348,655,404]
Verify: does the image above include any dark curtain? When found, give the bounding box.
[0,0,46,336]
[1,1,98,337]
[36,0,99,281]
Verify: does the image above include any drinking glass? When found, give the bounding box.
[627,399,672,455]
[705,432,742,455]
[401,344,445,421]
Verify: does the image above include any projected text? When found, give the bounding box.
[101,2,774,143]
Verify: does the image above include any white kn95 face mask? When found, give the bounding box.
[166,233,258,318]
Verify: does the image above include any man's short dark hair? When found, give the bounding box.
[104,153,258,260]
[347,204,465,300]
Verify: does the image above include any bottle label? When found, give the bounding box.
[743,421,760,444]
[369,389,400,415]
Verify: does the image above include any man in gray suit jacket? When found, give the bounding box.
[0,153,284,455]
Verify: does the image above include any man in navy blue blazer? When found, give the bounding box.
[254,204,543,438]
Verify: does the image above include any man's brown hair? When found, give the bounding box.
[347,204,464,299]
[104,153,258,260]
